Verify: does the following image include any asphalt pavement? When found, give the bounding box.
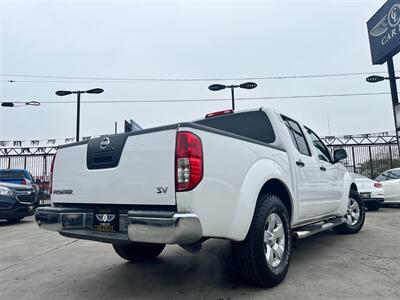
[0,208,400,300]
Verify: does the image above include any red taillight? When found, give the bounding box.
[374,182,382,188]
[49,152,57,194]
[175,131,203,191]
[205,109,233,118]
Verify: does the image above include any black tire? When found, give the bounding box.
[6,217,24,223]
[231,194,292,287]
[365,202,381,211]
[333,190,365,234]
[113,242,165,262]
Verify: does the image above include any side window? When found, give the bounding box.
[25,171,33,182]
[306,127,332,163]
[376,171,389,182]
[281,115,311,156]
[386,170,400,180]
[390,169,400,179]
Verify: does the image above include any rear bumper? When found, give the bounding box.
[35,207,202,245]
[361,197,384,204]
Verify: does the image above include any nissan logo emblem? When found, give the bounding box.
[100,137,110,150]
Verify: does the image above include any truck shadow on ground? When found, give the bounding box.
[61,230,344,299]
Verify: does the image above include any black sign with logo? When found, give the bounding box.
[367,0,400,64]
[94,208,119,233]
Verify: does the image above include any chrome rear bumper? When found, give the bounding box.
[35,207,202,245]
[128,212,202,245]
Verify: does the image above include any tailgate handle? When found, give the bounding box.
[91,150,114,165]
[93,155,113,164]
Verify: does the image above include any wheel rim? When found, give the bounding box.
[264,213,285,268]
[346,198,360,226]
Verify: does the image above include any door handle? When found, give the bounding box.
[320,166,327,172]
[296,160,305,167]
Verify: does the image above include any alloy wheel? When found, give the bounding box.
[264,213,285,268]
[346,197,360,226]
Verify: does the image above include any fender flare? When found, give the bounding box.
[227,159,294,241]
[337,172,357,215]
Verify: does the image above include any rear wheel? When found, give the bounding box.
[334,190,365,234]
[113,242,165,262]
[365,202,381,211]
[232,194,292,287]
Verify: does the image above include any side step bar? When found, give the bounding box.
[293,217,346,239]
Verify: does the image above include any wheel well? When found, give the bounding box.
[350,183,358,192]
[259,179,292,221]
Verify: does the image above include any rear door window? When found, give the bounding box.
[281,115,311,156]
[195,111,275,144]
[306,127,333,163]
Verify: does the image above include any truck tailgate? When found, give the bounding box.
[51,129,177,205]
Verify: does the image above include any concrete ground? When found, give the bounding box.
[0,208,400,300]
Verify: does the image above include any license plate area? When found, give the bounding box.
[360,192,371,198]
[94,208,119,232]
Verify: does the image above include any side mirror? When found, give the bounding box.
[35,179,42,184]
[333,149,347,163]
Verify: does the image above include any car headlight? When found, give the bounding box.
[0,188,13,196]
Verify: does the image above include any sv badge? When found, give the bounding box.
[156,187,168,194]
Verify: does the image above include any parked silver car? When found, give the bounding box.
[375,168,400,204]
[351,173,384,211]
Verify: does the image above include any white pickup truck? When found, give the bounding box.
[36,107,365,287]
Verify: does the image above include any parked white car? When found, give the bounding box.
[375,168,400,204]
[35,107,365,287]
[351,173,384,211]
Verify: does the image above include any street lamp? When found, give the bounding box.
[366,75,400,157]
[208,82,257,110]
[55,88,104,142]
[365,75,400,83]
[1,101,41,107]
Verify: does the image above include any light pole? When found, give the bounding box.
[1,101,40,107]
[366,75,400,82]
[208,82,257,111]
[366,74,400,158]
[55,88,103,142]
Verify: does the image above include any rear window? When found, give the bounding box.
[0,170,27,179]
[195,111,275,144]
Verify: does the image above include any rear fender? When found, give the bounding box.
[227,159,293,241]
[337,173,356,216]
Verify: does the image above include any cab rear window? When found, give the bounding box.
[195,111,275,144]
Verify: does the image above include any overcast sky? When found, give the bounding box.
[0,0,397,141]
